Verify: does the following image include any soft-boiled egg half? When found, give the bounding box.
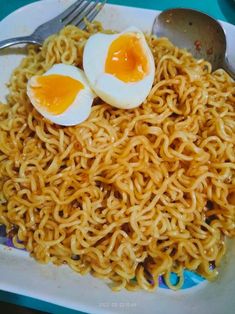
[83,27,155,109]
[27,63,95,126]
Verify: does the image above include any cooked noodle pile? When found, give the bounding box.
[0,24,234,291]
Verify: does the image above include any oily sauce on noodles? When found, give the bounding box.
[0,24,234,291]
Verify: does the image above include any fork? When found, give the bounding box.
[0,0,106,50]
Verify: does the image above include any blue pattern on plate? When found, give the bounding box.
[159,270,205,289]
[1,223,206,289]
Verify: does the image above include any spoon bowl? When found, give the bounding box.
[152,8,235,79]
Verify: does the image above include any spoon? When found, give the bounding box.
[152,8,235,80]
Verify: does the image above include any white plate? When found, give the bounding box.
[0,1,235,314]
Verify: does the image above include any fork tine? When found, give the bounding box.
[86,0,106,22]
[56,0,84,21]
[0,0,107,49]
[70,0,100,26]
[63,1,91,25]
[77,1,106,28]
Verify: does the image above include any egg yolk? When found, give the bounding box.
[105,34,149,83]
[30,74,84,115]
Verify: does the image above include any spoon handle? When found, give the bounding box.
[223,57,235,80]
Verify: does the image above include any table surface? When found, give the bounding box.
[0,0,235,24]
[0,0,235,313]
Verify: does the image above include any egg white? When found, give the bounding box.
[27,63,95,126]
[83,27,155,109]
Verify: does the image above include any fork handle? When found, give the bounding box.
[0,36,41,50]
